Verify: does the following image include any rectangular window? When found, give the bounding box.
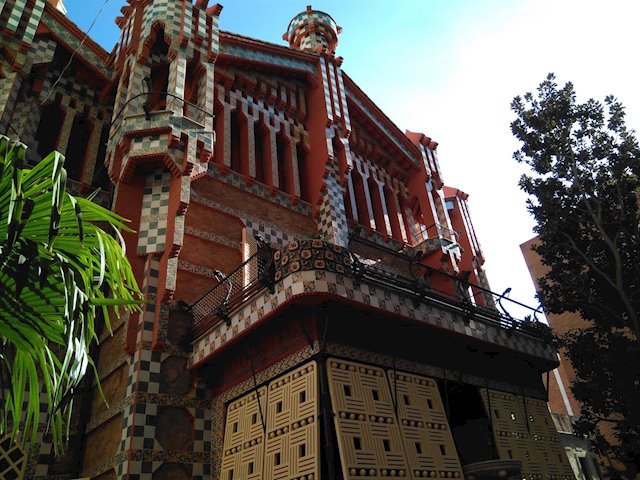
[353,437,362,450]
[276,401,283,413]
[415,442,422,454]
[343,385,351,397]
[299,391,306,403]
[274,452,281,466]
[299,443,306,458]
[372,389,379,401]
[383,439,391,452]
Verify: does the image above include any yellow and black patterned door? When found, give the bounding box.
[522,397,574,480]
[481,389,574,480]
[389,371,463,480]
[480,389,534,475]
[221,386,267,480]
[327,358,411,479]
[264,361,319,480]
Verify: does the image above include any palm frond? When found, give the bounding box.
[0,135,143,453]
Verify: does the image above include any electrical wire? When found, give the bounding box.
[40,0,111,106]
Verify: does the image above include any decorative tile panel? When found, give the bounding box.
[389,371,463,479]
[137,169,171,254]
[327,358,410,479]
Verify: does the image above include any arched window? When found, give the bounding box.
[213,102,224,165]
[64,114,92,181]
[147,30,169,112]
[367,175,385,234]
[276,131,290,194]
[351,168,370,227]
[384,185,402,240]
[296,142,310,202]
[230,110,242,173]
[35,102,65,159]
[183,61,204,119]
[254,121,265,184]
[92,125,112,190]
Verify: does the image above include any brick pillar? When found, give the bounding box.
[81,116,103,185]
[55,107,77,154]
[166,55,186,114]
[374,175,391,236]
[345,170,359,222]
[355,159,376,230]
[265,124,277,188]
[290,137,301,197]
[245,114,257,178]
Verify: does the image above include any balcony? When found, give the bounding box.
[189,239,556,367]
[413,222,460,255]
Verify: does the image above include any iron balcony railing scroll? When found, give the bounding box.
[191,240,275,329]
[347,247,553,343]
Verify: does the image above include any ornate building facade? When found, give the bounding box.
[2,1,575,479]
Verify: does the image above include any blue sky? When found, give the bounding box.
[65,0,640,316]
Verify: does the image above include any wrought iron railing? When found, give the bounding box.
[191,240,275,329]
[349,250,551,341]
[191,238,552,344]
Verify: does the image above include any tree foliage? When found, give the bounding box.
[511,74,640,475]
[0,136,142,453]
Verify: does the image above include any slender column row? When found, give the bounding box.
[214,92,307,199]
[346,157,414,244]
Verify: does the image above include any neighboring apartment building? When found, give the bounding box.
[521,237,618,480]
[2,1,575,479]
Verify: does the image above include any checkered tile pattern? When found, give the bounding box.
[191,268,558,366]
[318,160,349,247]
[319,59,334,124]
[5,0,28,32]
[0,71,21,132]
[138,169,171,254]
[24,0,45,44]
[30,36,57,65]
[166,55,186,113]
[220,43,317,74]
[42,6,111,78]
[245,219,299,248]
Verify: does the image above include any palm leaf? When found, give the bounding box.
[0,135,143,453]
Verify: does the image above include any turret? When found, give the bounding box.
[284,5,341,55]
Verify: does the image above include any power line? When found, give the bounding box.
[40,0,111,106]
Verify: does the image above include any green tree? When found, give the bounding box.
[0,136,142,452]
[511,74,640,475]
